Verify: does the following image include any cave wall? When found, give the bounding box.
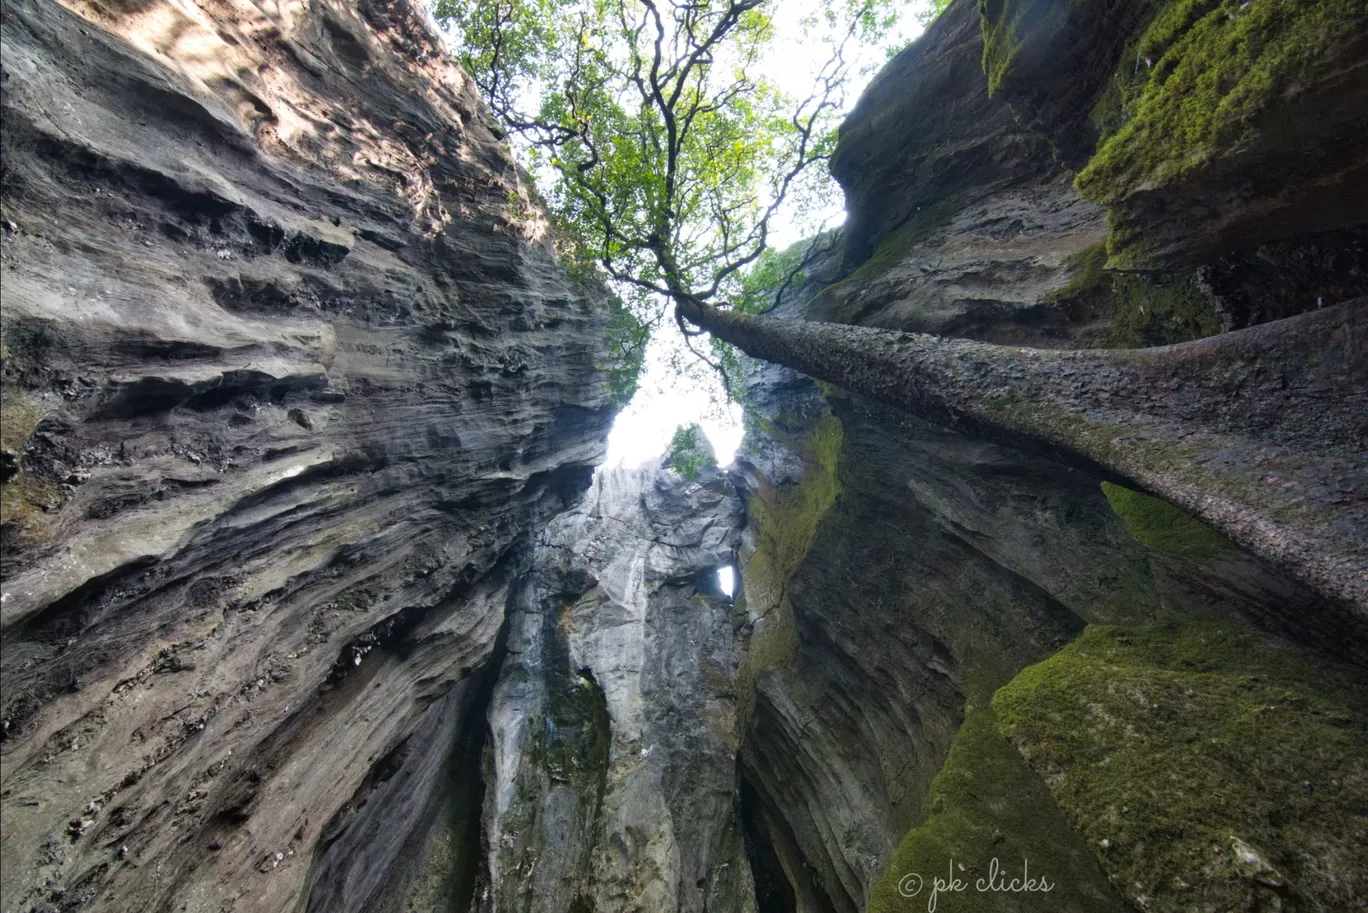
[0,0,614,910]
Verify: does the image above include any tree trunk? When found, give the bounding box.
[677,297,1368,622]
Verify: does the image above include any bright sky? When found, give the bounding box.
[605,2,928,468]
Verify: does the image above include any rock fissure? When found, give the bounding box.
[3,0,1366,911]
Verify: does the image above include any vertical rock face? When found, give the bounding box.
[827,0,1054,274]
[733,2,1368,912]
[732,262,1153,913]
[474,464,752,913]
[0,0,613,910]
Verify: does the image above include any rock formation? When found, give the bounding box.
[1,0,613,909]
[2,0,1366,911]
[474,464,749,913]
[730,2,1368,912]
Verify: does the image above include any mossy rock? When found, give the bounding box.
[736,409,843,724]
[1076,0,1368,266]
[1047,241,1224,347]
[867,709,1129,913]
[1101,481,1237,560]
[747,411,842,587]
[539,596,612,790]
[0,388,60,545]
[978,0,1079,98]
[1078,0,1367,201]
[994,620,1368,912]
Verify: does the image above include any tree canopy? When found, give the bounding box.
[433,0,905,396]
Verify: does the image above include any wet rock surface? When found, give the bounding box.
[0,0,612,909]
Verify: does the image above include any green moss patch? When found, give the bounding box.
[993,620,1368,912]
[1076,0,1366,205]
[848,198,963,284]
[0,389,58,544]
[0,391,43,457]
[867,709,1129,913]
[749,411,842,587]
[736,409,843,723]
[0,471,60,544]
[1047,242,1224,347]
[1101,481,1237,560]
[979,0,1039,98]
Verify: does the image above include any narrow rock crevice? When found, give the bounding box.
[740,771,831,913]
[304,574,514,913]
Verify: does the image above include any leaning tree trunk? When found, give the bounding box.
[677,297,1368,624]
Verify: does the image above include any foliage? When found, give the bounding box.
[665,423,718,480]
[732,239,816,316]
[994,619,1368,912]
[916,0,953,26]
[434,0,904,397]
[706,234,836,396]
[600,293,648,408]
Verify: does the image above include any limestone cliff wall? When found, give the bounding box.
[3,0,1365,911]
[0,0,614,910]
[734,1,1368,912]
[473,464,751,913]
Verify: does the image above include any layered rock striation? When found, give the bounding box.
[0,0,614,910]
[731,1,1368,911]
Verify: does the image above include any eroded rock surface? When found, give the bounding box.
[0,0,613,910]
[472,464,752,913]
[731,1,1368,911]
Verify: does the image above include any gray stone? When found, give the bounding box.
[0,0,613,910]
[474,463,754,913]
